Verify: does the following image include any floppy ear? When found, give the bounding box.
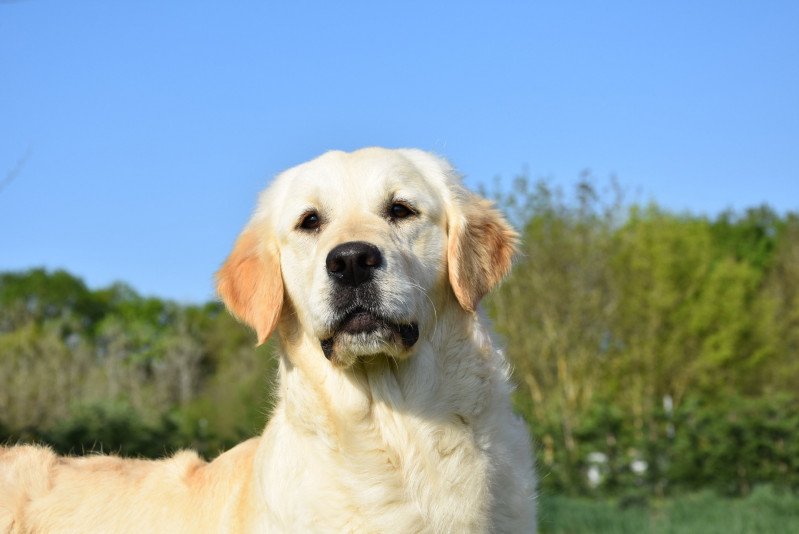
[447,193,518,312]
[216,229,283,345]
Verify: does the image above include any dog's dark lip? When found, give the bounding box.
[321,338,335,360]
[397,322,420,346]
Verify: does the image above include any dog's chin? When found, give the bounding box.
[320,308,419,367]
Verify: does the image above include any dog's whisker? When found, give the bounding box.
[403,280,439,340]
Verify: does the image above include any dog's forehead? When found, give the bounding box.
[260,148,451,232]
[297,150,424,192]
[304,152,416,189]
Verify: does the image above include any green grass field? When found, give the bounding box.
[538,486,799,533]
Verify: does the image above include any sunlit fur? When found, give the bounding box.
[0,147,536,533]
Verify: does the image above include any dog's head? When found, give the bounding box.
[217,148,516,367]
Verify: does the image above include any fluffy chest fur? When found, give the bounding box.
[253,316,533,533]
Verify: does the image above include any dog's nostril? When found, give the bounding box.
[327,256,346,274]
[362,253,381,268]
[326,241,383,286]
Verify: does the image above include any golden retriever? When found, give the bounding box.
[0,148,536,533]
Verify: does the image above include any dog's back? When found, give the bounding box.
[1,445,57,532]
[0,440,259,533]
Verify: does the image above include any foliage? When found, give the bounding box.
[485,175,799,497]
[0,271,275,458]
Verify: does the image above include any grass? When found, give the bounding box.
[538,485,799,533]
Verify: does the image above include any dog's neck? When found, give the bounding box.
[274,302,501,441]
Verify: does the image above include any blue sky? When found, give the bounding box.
[2,1,798,302]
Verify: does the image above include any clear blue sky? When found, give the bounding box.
[2,2,798,302]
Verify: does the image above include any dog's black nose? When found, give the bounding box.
[326,241,382,286]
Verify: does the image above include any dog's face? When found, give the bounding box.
[217,148,516,367]
[271,150,448,365]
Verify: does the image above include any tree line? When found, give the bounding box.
[1,177,797,498]
[0,270,276,458]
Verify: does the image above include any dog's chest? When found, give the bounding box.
[265,401,493,531]
[263,351,498,531]
[339,370,495,531]
[323,410,492,533]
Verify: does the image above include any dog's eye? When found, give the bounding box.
[389,202,415,220]
[299,211,321,231]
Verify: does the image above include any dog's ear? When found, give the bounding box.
[216,228,283,345]
[447,192,518,312]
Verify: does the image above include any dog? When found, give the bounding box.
[0,148,536,533]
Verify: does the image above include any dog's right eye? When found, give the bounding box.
[388,201,416,221]
[299,211,321,231]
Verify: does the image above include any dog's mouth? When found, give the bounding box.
[321,306,419,360]
[339,308,385,334]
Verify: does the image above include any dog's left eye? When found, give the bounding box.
[389,202,415,220]
[299,211,321,231]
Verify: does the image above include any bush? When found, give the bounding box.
[669,394,799,495]
[40,402,181,458]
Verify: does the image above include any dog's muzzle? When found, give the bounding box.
[321,241,419,360]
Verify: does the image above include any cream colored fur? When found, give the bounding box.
[0,148,536,533]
